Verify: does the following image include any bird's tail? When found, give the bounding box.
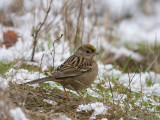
[25,76,53,84]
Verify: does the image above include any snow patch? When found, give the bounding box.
[0,77,9,90]
[101,41,143,61]
[43,99,57,105]
[42,65,48,72]
[58,114,71,120]
[101,118,108,120]
[0,68,46,89]
[10,107,29,120]
[77,102,108,119]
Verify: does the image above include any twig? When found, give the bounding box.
[145,55,159,72]
[51,34,63,69]
[107,74,115,106]
[87,1,97,43]
[39,53,45,77]
[31,0,54,61]
[139,66,143,108]
[74,0,83,49]
[154,32,157,55]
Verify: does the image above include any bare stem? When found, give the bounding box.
[31,0,54,61]
[51,34,63,69]
[74,0,83,49]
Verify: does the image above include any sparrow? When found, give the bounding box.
[26,44,98,102]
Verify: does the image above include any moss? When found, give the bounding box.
[20,63,40,72]
[146,78,154,87]
[0,61,15,76]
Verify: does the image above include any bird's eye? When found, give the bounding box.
[86,51,90,53]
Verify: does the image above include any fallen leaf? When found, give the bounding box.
[2,30,18,48]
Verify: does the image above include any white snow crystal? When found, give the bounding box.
[42,65,48,72]
[0,77,9,90]
[43,99,57,105]
[10,107,29,120]
[57,114,71,120]
[77,102,108,119]
[0,68,47,89]
[101,118,108,120]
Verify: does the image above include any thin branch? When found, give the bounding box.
[39,53,45,77]
[74,0,83,49]
[107,74,115,106]
[51,34,63,69]
[154,32,157,55]
[31,0,54,61]
[145,54,159,72]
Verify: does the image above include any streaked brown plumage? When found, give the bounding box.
[26,44,98,101]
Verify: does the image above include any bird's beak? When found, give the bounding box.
[93,51,98,60]
[94,51,98,55]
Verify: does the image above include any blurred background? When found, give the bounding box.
[0,0,160,72]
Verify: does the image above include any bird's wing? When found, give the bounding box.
[52,55,93,78]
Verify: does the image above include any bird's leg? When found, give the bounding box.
[76,91,86,104]
[63,87,72,100]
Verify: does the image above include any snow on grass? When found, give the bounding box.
[53,113,72,120]
[0,68,46,89]
[119,72,160,96]
[101,118,108,120]
[94,64,160,97]
[112,47,142,61]
[5,68,46,84]
[77,102,108,119]
[0,77,9,90]
[0,60,160,102]
[0,55,159,118]
[43,99,57,105]
[10,107,29,120]
[42,65,48,72]
[98,38,143,61]
[82,63,160,115]
[0,67,65,92]
[59,115,72,120]
[1,62,160,99]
